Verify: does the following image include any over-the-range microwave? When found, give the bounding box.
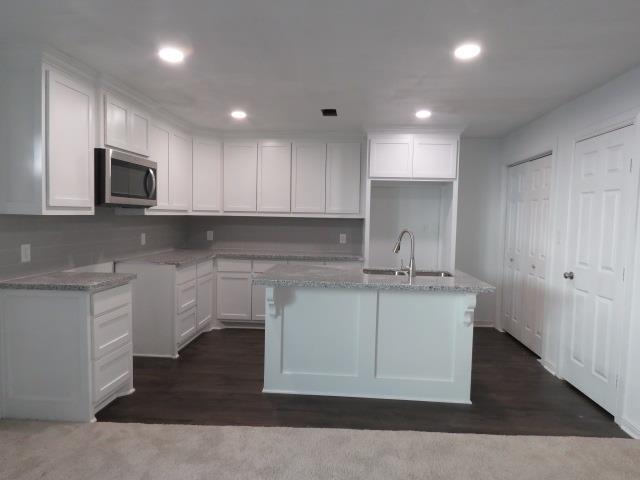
[95,148,157,207]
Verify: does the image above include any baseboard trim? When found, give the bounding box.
[619,418,640,439]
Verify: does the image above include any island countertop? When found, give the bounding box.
[253,263,495,293]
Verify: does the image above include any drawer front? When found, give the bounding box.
[92,305,131,359]
[176,307,197,345]
[217,258,252,272]
[93,343,132,404]
[92,284,131,317]
[197,260,214,278]
[176,279,197,313]
[176,264,197,285]
[252,260,280,274]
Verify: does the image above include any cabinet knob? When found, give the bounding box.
[563,271,574,280]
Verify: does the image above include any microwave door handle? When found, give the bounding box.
[148,169,157,199]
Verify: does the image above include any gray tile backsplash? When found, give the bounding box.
[187,217,364,255]
[0,208,188,280]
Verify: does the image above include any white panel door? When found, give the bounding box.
[251,283,266,322]
[129,110,149,156]
[412,135,458,179]
[326,142,361,214]
[193,139,222,212]
[369,135,412,178]
[169,131,192,211]
[148,123,171,209]
[223,142,258,212]
[563,126,636,414]
[257,141,291,212]
[196,274,214,330]
[502,162,530,345]
[46,69,94,209]
[216,273,252,321]
[104,95,129,151]
[292,142,326,213]
[521,155,552,355]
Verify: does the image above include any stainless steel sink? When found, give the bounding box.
[363,268,453,277]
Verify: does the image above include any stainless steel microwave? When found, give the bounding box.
[95,148,157,207]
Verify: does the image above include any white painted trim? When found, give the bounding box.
[262,388,473,404]
[619,419,640,439]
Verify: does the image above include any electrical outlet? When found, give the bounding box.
[206,230,215,241]
[20,244,31,263]
[140,233,146,246]
[339,233,347,244]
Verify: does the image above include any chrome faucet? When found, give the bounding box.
[392,229,416,277]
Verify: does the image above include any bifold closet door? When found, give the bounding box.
[562,125,636,414]
[502,154,551,356]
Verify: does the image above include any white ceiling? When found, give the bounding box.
[3,0,640,136]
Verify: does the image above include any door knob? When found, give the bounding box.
[563,271,574,280]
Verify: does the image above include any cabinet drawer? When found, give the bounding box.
[92,285,131,317]
[217,258,252,272]
[176,264,197,285]
[252,260,280,273]
[176,307,197,346]
[176,279,197,313]
[197,260,214,278]
[92,305,131,360]
[93,343,132,404]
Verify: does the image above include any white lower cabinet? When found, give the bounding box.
[217,272,252,321]
[0,283,134,421]
[116,258,215,357]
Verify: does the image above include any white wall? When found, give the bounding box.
[456,139,502,326]
[500,63,640,437]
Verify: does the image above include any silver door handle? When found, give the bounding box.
[148,169,157,198]
[563,271,574,280]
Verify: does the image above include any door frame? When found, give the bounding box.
[558,110,640,421]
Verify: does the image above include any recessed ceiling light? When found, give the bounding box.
[415,109,432,119]
[158,46,185,64]
[230,110,247,120]
[454,43,482,61]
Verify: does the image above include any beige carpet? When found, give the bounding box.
[1,421,639,480]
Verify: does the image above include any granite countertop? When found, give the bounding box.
[253,263,495,293]
[0,272,137,293]
[120,249,363,267]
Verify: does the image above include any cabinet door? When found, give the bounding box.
[129,110,149,156]
[46,69,94,209]
[176,308,197,346]
[193,139,222,212]
[216,273,252,321]
[369,135,412,178]
[196,274,214,330]
[104,95,129,151]
[169,131,192,211]
[326,142,361,214]
[251,283,266,322]
[412,135,457,179]
[148,123,171,209]
[223,142,258,212]
[257,141,291,212]
[292,143,326,213]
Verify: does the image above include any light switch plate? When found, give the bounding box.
[206,230,215,241]
[140,233,146,246]
[20,244,31,263]
[339,233,347,244]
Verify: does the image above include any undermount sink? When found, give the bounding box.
[363,268,453,277]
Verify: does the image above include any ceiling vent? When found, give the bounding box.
[321,108,338,117]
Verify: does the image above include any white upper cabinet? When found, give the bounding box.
[369,135,412,178]
[292,142,327,213]
[103,93,150,156]
[148,123,171,210]
[412,135,458,179]
[368,133,458,180]
[257,141,292,213]
[326,142,361,214]
[46,68,94,210]
[224,142,258,212]
[193,138,222,213]
[170,131,193,211]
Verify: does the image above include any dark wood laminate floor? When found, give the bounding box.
[97,328,627,437]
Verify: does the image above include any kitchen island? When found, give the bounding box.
[253,263,494,404]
